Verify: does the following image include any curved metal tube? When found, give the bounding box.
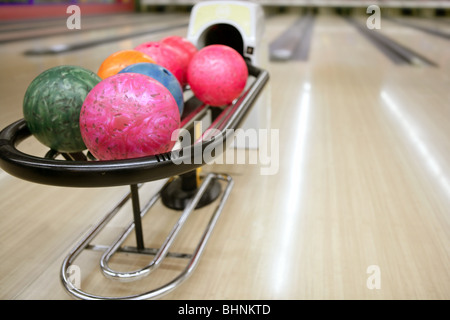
[99,173,224,281]
[61,173,233,300]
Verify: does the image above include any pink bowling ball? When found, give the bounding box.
[187,44,248,107]
[161,36,198,86]
[80,73,180,161]
[135,41,185,87]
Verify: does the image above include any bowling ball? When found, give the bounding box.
[134,41,184,87]
[23,65,101,153]
[119,62,184,116]
[80,73,180,161]
[97,49,155,79]
[187,45,248,107]
[161,36,198,86]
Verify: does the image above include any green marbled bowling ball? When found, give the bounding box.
[23,65,101,153]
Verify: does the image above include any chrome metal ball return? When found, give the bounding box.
[0,64,268,300]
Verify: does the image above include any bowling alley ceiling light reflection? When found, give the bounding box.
[274,82,311,293]
[380,90,450,199]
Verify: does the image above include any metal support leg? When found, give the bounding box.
[130,184,145,251]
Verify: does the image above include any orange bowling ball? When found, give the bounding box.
[97,50,155,79]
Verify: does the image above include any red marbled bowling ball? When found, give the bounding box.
[134,41,185,87]
[161,36,198,86]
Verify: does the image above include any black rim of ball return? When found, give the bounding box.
[0,64,269,188]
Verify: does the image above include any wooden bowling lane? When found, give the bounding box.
[0,13,157,44]
[0,11,449,300]
[386,15,450,39]
[16,12,189,54]
[0,12,136,31]
[22,15,189,55]
[352,14,450,68]
[184,13,450,299]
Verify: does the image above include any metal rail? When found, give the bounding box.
[60,173,233,300]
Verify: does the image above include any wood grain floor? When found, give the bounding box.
[0,11,449,300]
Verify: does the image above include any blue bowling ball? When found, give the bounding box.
[119,62,184,115]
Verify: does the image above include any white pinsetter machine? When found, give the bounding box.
[0,1,269,299]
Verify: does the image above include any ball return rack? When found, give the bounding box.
[0,64,269,300]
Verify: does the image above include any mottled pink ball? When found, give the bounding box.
[161,36,198,86]
[80,73,180,160]
[187,44,248,107]
[135,41,185,87]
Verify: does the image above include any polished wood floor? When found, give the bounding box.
[0,10,449,300]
